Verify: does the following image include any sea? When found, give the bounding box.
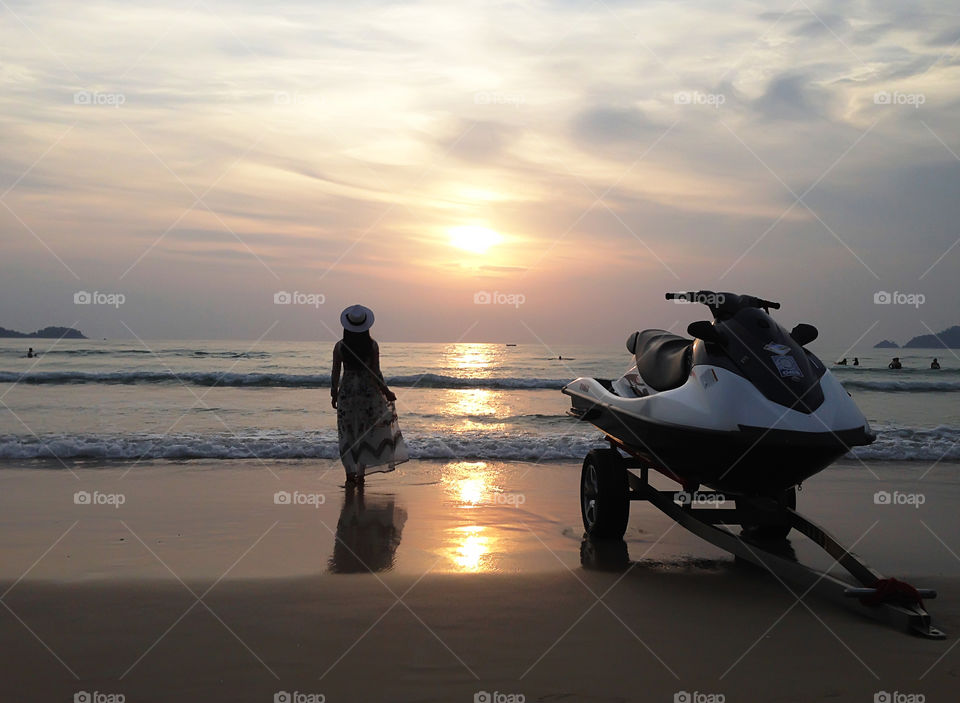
[0,340,957,465]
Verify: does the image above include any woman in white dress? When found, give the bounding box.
[331,305,409,485]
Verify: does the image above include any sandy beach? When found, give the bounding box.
[1,459,958,702]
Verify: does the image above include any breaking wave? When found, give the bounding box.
[1,425,957,463]
[0,370,568,390]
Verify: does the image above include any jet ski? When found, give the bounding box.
[563,295,948,639]
[563,291,875,496]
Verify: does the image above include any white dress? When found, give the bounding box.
[336,355,409,476]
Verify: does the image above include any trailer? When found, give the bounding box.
[579,440,945,639]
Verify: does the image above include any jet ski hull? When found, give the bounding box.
[566,383,874,495]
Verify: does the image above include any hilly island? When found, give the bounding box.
[874,325,960,349]
[0,326,87,339]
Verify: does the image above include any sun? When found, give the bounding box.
[448,226,502,254]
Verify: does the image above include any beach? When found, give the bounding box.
[2,459,958,702]
[3,340,959,701]
[5,0,960,698]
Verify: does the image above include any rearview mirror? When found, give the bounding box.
[687,321,725,345]
[626,331,640,354]
[790,323,818,346]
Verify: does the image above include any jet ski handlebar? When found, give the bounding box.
[665,291,781,315]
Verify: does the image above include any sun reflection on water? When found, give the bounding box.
[442,389,507,432]
[442,342,505,378]
[441,460,502,572]
[443,461,494,505]
[449,526,490,572]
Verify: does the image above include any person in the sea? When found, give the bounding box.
[330,305,409,486]
[931,358,941,370]
[888,357,902,370]
[26,347,35,358]
[837,358,847,365]
[853,357,860,366]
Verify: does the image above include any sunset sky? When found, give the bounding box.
[1,0,959,346]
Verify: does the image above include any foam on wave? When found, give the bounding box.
[2,425,957,463]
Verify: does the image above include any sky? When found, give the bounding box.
[1,0,959,348]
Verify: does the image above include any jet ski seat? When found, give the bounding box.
[633,329,693,392]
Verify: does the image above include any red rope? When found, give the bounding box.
[860,578,923,607]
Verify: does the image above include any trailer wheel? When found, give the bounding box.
[581,448,630,539]
[740,487,796,540]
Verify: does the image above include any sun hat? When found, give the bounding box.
[340,304,374,332]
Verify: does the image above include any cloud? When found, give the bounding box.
[753,73,832,121]
[1,0,959,342]
[792,14,853,39]
[570,106,660,146]
[436,119,520,163]
[930,26,960,46]
[479,264,528,272]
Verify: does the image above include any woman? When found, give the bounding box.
[331,304,409,484]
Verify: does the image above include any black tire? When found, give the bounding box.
[739,486,796,540]
[580,448,630,539]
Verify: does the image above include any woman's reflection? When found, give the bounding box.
[328,488,407,574]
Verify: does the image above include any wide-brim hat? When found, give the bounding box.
[340,304,374,332]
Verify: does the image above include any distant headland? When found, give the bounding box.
[0,326,87,339]
[874,325,960,349]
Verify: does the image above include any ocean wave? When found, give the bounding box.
[0,370,568,390]
[1,426,958,463]
[3,349,272,358]
[0,432,595,462]
[850,425,960,462]
[4,367,959,393]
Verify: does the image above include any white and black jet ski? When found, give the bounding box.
[563,291,875,495]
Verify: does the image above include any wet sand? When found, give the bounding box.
[1,459,958,701]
